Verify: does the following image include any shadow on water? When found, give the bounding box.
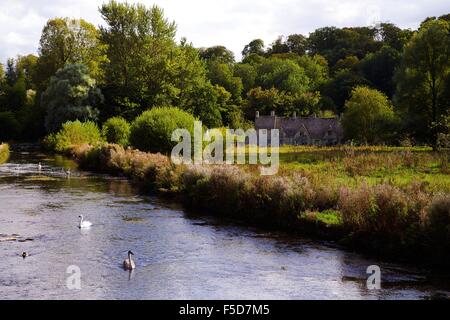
[0,145,449,300]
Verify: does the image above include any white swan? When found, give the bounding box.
[78,215,92,228]
[123,250,136,270]
[38,162,42,172]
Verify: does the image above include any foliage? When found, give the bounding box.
[34,18,107,90]
[0,112,20,141]
[342,86,397,144]
[199,46,235,64]
[395,19,450,146]
[0,143,9,164]
[41,64,103,133]
[44,120,102,153]
[130,106,197,153]
[102,116,131,145]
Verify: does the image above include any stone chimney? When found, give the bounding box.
[293,111,297,119]
[255,111,259,119]
[271,110,275,117]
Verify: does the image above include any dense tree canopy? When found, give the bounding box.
[41,64,103,133]
[0,1,447,148]
[34,18,107,90]
[395,18,450,146]
[342,86,397,144]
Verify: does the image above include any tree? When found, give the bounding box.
[395,19,450,146]
[268,36,289,55]
[233,63,257,95]
[307,26,380,68]
[34,18,107,90]
[342,86,397,144]
[199,46,235,64]
[16,54,38,90]
[256,58,310,94]
[296,55,329,90]
[376,23,413,51]
[359,46,401,98]
[100,1,215,119]
[206,60,242,102]
[245,87,289,118]
[242,39,265,58]
[41,64,103,133]
[286,34,308,55]
[322,69,369,114]
[0,111,20,141]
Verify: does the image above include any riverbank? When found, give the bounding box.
[0,144,9,164]
[48,143,450,271]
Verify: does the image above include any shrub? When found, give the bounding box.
[45,120,102,153]
[130,107,196,153]
[0,112,20,141]
[102,117,131,146]
[0,143,10,164]
[426,194,450,252]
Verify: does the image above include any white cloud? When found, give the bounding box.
[0,0,448,63]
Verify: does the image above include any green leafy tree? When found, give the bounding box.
[233,63,257,95]
[256,58,310,94]
[34,18,107,90]
[342,86,397,144]
[360,46,401,97]
[206,60,242,102]
[41,64,103,133]
[395,19,450,147]
[322,69,369,114]
[307,26,380,68]
[199,46,235,64]
[100,1,176,116]
[0,111,20,141]
[242,39,265,58]
[286,34,308,55]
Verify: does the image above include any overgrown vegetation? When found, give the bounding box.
[43,120,103,153]
[53,139,450,268]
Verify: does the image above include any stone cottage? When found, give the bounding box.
[255,111,344,146]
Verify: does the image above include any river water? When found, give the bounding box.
[0,147,449,300]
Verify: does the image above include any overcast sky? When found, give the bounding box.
[0,0,448,62]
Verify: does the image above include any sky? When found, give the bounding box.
[0,0,448,62]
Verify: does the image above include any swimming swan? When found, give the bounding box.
[78,215,92,228]
[123,250,136,270]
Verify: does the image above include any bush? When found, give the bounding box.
[0,143,10,164]
[44,120,102,153]
[102,117,131,146]
[426,195,450,254]
[0,112,20,141]
[130,107,196,153]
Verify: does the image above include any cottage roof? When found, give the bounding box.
[255,115,343,140]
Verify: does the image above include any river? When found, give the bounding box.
[0,146,448,299]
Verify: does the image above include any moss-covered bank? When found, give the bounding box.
[63,143,450,270]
